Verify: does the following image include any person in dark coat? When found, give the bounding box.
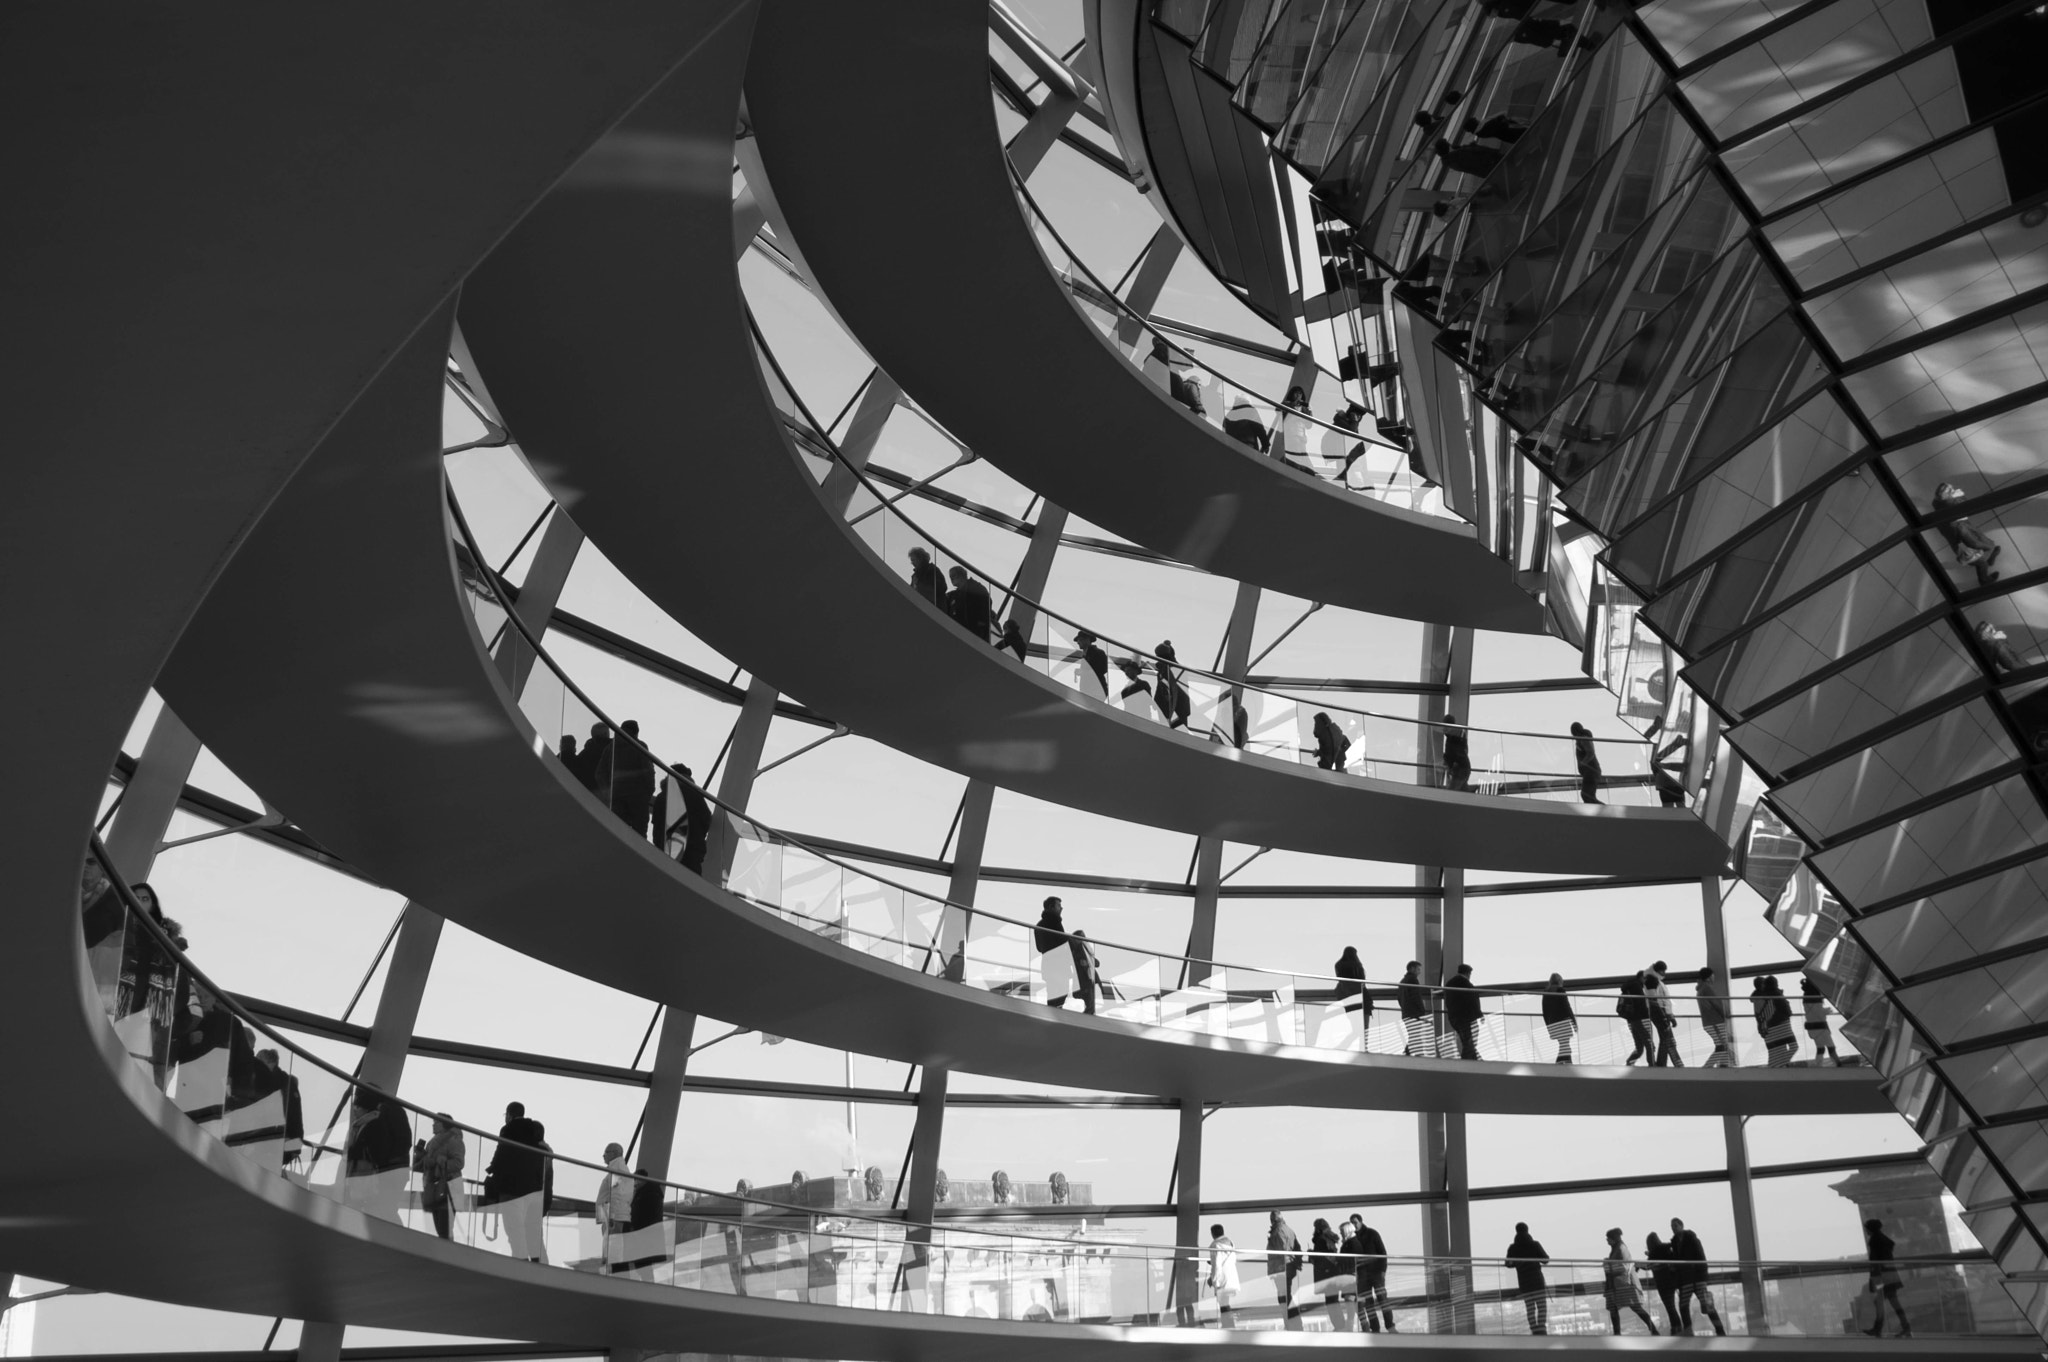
[1933,482,2001,586]
[489,1101,551,1262]
[1349,1214,1392,1332]
[1034,898,1075,1009]
[1505,1222,1550,1334]
[1267,1211,1303,1324]
[1541,974,1576,1063]
[247,1047,305,1168]
[1669,1218,1726,1335]
[343,1082,413,1222]
[1863,1218,1912,1337]
[1398,960,1430,1056]
[1619,971,1653,1065]
[907,547,947,606]
[1068,929,1102,1017]
[1570,722,1602,803]
[1444,963,1482,1060]
[625,1168,668,1279]
[1072,629,1110,696]
[1334,946,1370,1046]
[1153,641,1190,730]
[1309,1219,1348,1328]
[1312,712,1350,772]
[999,617,1028,664]
[1644,1232,1682,1334]
[610,719,656,839]
[672,765,714,876]
[577,720,614,800]
[1440,710,1471,791]
[944,566,994,641]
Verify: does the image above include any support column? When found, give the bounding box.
[1183,839,1224,984]
[701,678,776,883]
[819,370,901,517]
[1185,581,1262,978]
[1005,87,1082,180]
[636,1008,697,1180]
[494,505,584,694]
[998,502,1068,642]
[1416,623,1472,1332]
[295,1321,344,1362]
[1113,225,1185,349]
[1172,1099,1205,1322]
[1724,1113,1767,1329]
[357,905,443,1093]
[104,705,202,881]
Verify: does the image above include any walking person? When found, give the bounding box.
[1670,1218,1726,1335]
[1222,391,1270,453]
[1644,961,1684,1068]
[671,765,714,876]
[1801,975,1840,1064]
[1602,1228,1658,1334]
[1068,929,1103,1016]
[1697,967,1735,1066]
[610,719,656,838]
[1863,1218,1913,1338]
[1541,974,1576,1062]
[1034,898,1076,1008]
[411,1113,466,1241]
[1644,1231,1682,1334]
[1756,976,1796,1066]
[488,1101,551,1263]
[1445,962,1482,1060]
[578,721,614,801]
[944,566,994,642]
[1308,1218,1351,1329]
[1115,658,1159,721]
[1350,1214,1393,1332]
[1619,970,1653,1065]
[1206,1224,1240,1327]
[1440,710,1471,791]
[1505,1222,1550,1334]
[1153,640,1191,731]
[907,546,946,606]
[1312,712,1350,772]
[1267,1210,1304,1327]
[1334,946,1370,1047]
[1278,386,1315,474]
[1071,629,1109,697]
[342,1082,412,1224]
[597,1141,633,1270]
[1398,960,1430,1056]
[1571,722,1602,803]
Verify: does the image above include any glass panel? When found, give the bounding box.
[1725,621,1980,769]
[1919,481,2048,594]
[1678,541,1946,713]
[1679,0,1934,140]
[1806,202,2048,360]
[1271,0,1447,173]
[1767,127,2012,290]
[1885,394,2048,506]
[1937,1034,2048,1118]
[1638,0,1810,69]
[1843,298,2048,437]
[1719,49,1975,217]
[1811,774,2048,909]
[1855,853,2048,978]
[1771,698,2017,844]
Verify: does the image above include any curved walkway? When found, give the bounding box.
[162,202,1864,1113]
[741,2,1545,633]
[453,35,1724,878]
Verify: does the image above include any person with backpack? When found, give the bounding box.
[1618,971,1653,1065]
[1312,712,1350,772]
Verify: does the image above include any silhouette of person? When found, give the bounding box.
[1312,712,1350,771]
[672,764,714,876]
[1570,722,1602,802]
[1153,641,1191,730]
[944,566,994,641]
[1035,898,1076,1007]
[578,720,613,798]
[1398,960,1430,1055]
[1933,482,2001,587]
[1541,974,1575,1062]
[1334,945,1369,1045]
[611,719,656,838]
[1444,962,1482,1059]
[1440,710,1471,790]
[1072,629,1110,696]
[1506,1222,1550,1334]
[908,547,947,606]
[1863,1218,1912,1338]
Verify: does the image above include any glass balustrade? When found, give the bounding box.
[75,845,2018,1338]
[445,481,1820,1072]
[737,342,1673,809]
[1007,174,1445,516]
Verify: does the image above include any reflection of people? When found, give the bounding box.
[344,1083,413,1223]
[1934,483,2001,586]
[1071,629,1109,696]
[1977,619,2026,673]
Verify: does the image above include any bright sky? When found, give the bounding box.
[20,2,1946,1352]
